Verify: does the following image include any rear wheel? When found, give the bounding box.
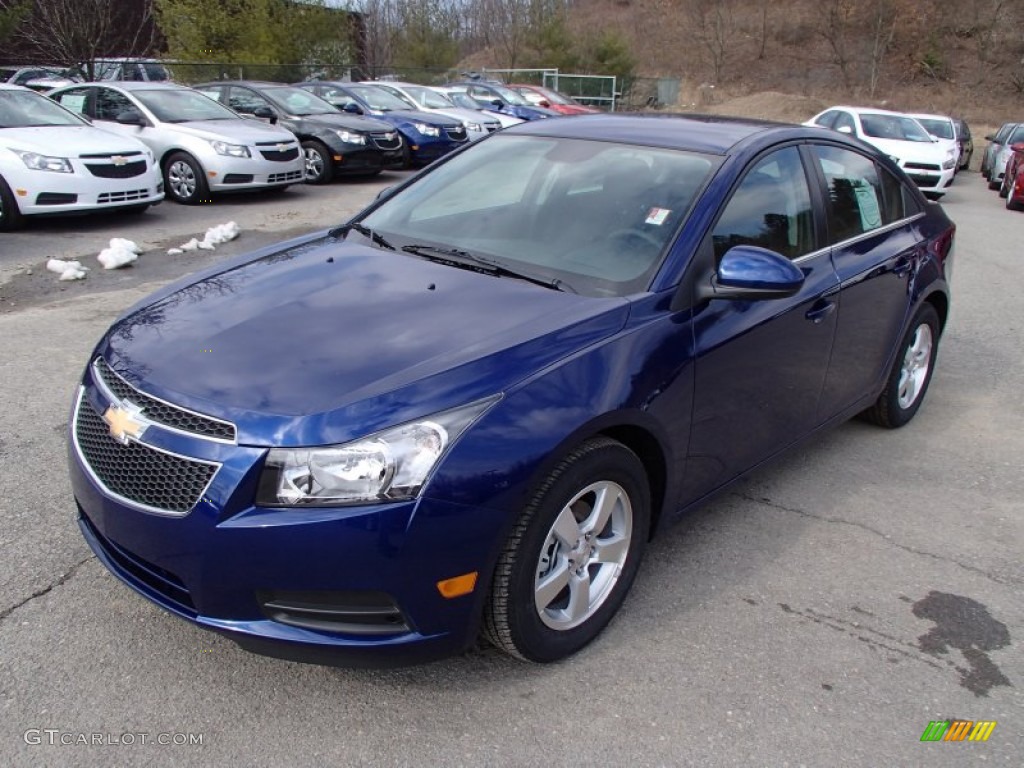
[861,303,940,428]
[1007,185,1023,211]
[0,174,25,231]
[484,437,650,662]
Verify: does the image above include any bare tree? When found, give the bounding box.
[687,0,737,83]
[866,0,899,97]
[816,0,856,89]
[18,0,156,77]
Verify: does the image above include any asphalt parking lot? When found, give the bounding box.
[1,174,1021,766]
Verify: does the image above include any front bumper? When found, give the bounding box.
[203,151,305,192]
[68,378,501,666]
[900,163,955,195]
[323,139,404,175]
[13,165,163,216]
[405,134,466,165]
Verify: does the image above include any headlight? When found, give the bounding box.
[334,130,366,145]
[465,121,482,132]
[15,150,72,173]
[414,122,440,137]
[208,140,250,158]
[256,397,499,507]
[942,157,957,170]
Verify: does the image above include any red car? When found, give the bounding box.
[509,84,599,115]
[1003,142,1024,211]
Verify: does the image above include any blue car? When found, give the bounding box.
[298,81,468,167]
[446,81,557,121]
[69,115,955,666]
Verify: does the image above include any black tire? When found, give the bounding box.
[998,174,1010,198]
[163,151,209,205]
[0,174,25,231]
[301,140,332,184]
[484,437,650,662]
[1007,188,1023,211]
[861,303,941,429]
[988,176,1002,191]
[400,142,413,169]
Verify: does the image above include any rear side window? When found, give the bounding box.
[812,145,911,242]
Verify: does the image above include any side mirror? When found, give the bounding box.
[342,102,362,114]
[115,109,145,126]
[836,125,853,135]
[491,99,504,109]
[252,105,277,124]
[538,99,551,108]
[1010,142,1024,152]
[700,246,805,301]
[984,134,996,142]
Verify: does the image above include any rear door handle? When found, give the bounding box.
[805,300,836,324]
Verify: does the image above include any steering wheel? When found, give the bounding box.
[608,228,663,250]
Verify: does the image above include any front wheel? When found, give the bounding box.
[861,303,941,428]
[484,437,650,662]
[301,141,332,184]
[163,152,209,204]
[0,174,25,231]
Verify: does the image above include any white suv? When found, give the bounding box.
[806,106,957,199]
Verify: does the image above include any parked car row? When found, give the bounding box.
[1,74,602,228]
[978,120,1024,211]
[805,105,965,200]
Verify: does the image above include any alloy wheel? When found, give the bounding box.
[898,323,933,409]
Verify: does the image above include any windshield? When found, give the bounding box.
[916,118,954,140]
[360,135,716,297]
[860,114,933,142]
[405,86,453,109]
[264,86,339,115]
[527,86,574,105]
[489,85,530,105]
[0,89,87,128]
[375,85,418,109]
[348,85,413,112]
[1008,125,1024,145]
[134,88,240,122]
[448,92,483,110]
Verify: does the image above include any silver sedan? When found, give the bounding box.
[48,82,304,204]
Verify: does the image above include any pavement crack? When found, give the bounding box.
[0,555,95,623]
[733,492,1016,587]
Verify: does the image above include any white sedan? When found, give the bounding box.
[0,84,163,231]
[806,106,957,199]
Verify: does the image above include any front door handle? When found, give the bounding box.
[893,257,913,278]
[805,300,836,324]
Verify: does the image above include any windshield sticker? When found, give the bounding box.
[645,207,671,226]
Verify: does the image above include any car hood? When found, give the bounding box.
[374,109,462,128]
[100,237,628,446]
[861,135,947,163]
[1,125,149,156]
[286,112,394,133]
[424,107,500,126]
[165,119,297,144]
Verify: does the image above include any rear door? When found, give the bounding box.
[808,143,923,417]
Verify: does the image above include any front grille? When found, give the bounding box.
[257,590,410,635]
[98,189,149,204]
[904,162,940,171]
[74,395,218,516]
[36,192,77,205]
[369,131,401,150]
[260,147,299,162]
[80,511,195,612]
[908,175,938,188]
[484,123,500,133]
[268,170,302,183]
[445,126,468,142]
[85,160,147,179]
[222,174,254,184]
[93,358,236,441]
[80,151,144,159]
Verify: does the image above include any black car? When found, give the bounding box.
[298,81,468,167]
[953,118,973,171]
[194,81,405,183]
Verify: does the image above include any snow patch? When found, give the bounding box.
[46,258,89,281]
[168,222,240,254]
[97,237,142,269]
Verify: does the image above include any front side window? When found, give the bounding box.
[94,88,135,121]
[360,135,716,296]
[712,146,815,262]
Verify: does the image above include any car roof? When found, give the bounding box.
[825,105,913,118]
[54,81,185,92]
[505,113,812,155]
[196,80,292,88]
[908,112,952,121]
[0,83,30,92]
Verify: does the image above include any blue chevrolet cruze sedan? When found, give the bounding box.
[69,114,955,666]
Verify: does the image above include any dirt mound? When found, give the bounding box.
[706,91,827,125]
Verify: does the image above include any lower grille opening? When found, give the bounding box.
[36,192,77,205]
[80,509,196,612]
[257,590,410,635]
[222,174,254,184]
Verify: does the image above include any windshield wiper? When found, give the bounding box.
[401,244,574,292]
[332,222,395,250]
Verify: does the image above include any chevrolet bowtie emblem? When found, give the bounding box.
[277,143,287,152]
[112,155,126,166]
[103,402,148,445]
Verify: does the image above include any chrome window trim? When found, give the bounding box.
[72,387,221,518]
